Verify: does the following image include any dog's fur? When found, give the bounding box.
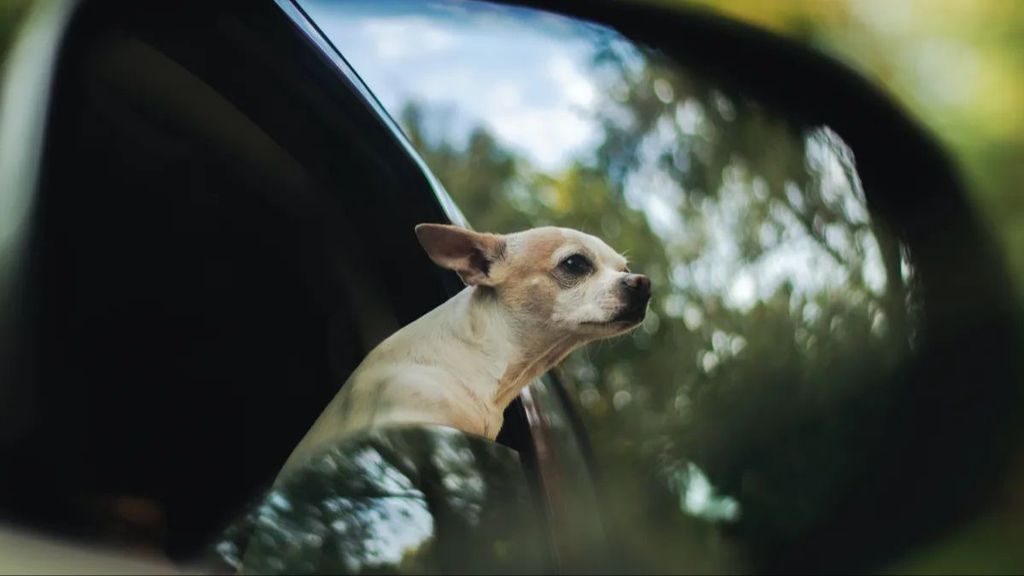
[279,224,651,475]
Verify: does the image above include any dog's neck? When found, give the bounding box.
[435,286,583,415]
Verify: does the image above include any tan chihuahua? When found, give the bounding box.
[280,224,651,475]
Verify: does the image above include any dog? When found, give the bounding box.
[279,223,651,475]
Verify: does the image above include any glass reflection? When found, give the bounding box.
[217,426,548,574]
[301,0,922,572]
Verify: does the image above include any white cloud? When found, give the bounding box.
[360,17,456,61]
[306,4,605,172]
[488,105,596,170]
[548,54,596,110]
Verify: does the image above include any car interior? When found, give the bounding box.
[0,0,534,561]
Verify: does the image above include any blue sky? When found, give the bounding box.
[301,0,610,171]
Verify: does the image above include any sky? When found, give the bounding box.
[301,0,607,172]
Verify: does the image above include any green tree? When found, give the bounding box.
[397,28,918,572]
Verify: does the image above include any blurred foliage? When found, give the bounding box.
[0,0,31,67]
[672,0,1024,302]
[400,29,928,570]
[218,426,549,574]
[390,2,1024,570]
[650,1,1024,571]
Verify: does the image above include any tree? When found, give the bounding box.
[396,33,915,572]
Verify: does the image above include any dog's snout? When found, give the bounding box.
[622,274,652,298]
[614,273,651,323]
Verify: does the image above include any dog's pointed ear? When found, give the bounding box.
[415,223,506,286]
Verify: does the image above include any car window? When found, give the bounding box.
[301,1,923,572]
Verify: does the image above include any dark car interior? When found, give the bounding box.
[0,0,534,561]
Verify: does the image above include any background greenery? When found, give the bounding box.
[669,2,1024,572]
[677,0,1024,309]
[391,2,1023,572]
[400,39,917,571]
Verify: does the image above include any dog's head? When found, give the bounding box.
[416,224,651,340]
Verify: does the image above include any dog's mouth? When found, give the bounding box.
[583,303,648,329]
[614,297,650,323]
[582,319,636,328]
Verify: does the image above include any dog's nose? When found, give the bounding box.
[622,274,652,298]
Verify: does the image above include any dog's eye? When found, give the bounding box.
[559,254,593,276]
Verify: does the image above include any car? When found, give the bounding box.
[0,0,1019,573]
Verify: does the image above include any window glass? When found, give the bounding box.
[302,1,917,571]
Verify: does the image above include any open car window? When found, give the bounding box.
[297,1,1008,573]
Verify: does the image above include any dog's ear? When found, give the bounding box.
[415,224,506,286]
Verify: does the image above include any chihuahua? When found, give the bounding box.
[279,224,651,475]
